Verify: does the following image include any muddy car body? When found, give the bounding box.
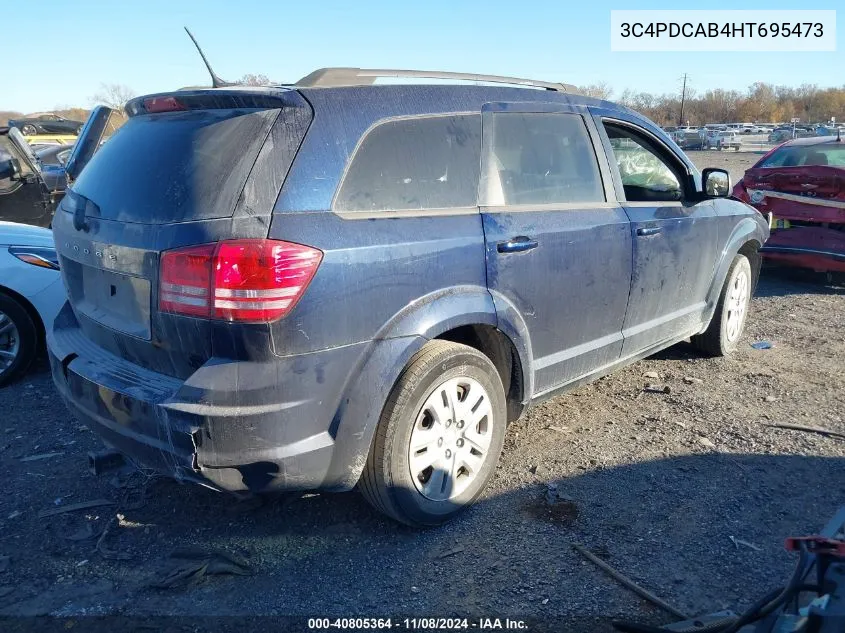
[733,136,844,273]
[48,70,769,525]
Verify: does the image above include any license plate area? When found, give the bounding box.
[63,259,152,340]
[771,215,792,230]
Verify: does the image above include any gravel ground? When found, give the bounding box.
[0,151,843,632]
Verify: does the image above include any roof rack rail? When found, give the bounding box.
[295,68,576,92]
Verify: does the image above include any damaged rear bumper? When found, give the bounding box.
[762,226,845,273]
[47,302,370,493]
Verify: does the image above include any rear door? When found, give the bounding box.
[481,103,632,395]
[592,112,720,354]
[51,90,313,378]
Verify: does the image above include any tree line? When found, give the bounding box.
[579,81,845,126]
[5,78,844,129]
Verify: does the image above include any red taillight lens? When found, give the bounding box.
[159,244,214,317]
[144,97,186,113]
[212,240,323,322]
[159,240,322,323]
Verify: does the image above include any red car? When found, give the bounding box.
[732,135,845,274]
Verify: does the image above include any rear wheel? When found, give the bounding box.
[359,340,507,527]
[692,254,752,356]
[0,292,38,386]
[20,124,37,136]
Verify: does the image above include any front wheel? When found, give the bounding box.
[0,292,38,386]
[692,254,752,356]
[21,124,37,136]
[359,340,507,527]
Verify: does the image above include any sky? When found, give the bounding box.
[3,0,842,113]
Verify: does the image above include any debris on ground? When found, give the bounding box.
[698,436,716,448]
[38,499,114,518]
[766,423,845,441]
[571,542,689,620]
[683,376,703,384]
[149,546,252,589]
[19,452,63,463]
[729,535,761,551]
[643,371,660,379]
[531,484,580,526]
[750,341,774,350]
[644,385,672,394]
[436,546,465,559]
[547,425,568,433]
[763,395,778,402]
[96,516,132,561]
[7,511,20,520]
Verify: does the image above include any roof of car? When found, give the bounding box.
[782,135,843,147]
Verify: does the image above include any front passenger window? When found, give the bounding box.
[603,124,683,202]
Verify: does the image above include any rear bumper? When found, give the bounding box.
[47,302,371,493]
[761,226,845,273]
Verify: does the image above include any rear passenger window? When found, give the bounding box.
[480,112,604,206]
[334,114,481,213]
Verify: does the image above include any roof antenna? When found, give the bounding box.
[184,27,232,88]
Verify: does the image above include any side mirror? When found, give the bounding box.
[702,168,730,198]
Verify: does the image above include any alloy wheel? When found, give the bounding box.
[0,311,20,375]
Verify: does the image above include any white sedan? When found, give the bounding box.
[0,221,66,385]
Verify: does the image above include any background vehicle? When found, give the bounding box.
[674,126,703,149]
[0,221,64,385]
[48,72,768,527]
[0,127,54,227]
[733,136,844,274]
[8,113,83,136]
[36,144,73,192]
[701,128,741,150]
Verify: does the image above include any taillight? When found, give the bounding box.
[159,244,214,317]
[159,240,322,323]
[144,97,186,113]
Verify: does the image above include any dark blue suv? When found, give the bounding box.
[47,69,769,526]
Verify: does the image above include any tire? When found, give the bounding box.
[21,124,37,136]
[359,340,507,527]
[692,254,752,357]
[0,292,38,386]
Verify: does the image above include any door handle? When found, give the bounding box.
[497,236,539,253]
[636,226,663,237]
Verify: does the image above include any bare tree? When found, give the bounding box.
[90,83,136,110]
[238,73,271,86]
[579,82,613,100]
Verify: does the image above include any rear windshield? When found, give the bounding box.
[758,144,845,168]
[71,108,279,223]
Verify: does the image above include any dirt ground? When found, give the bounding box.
[1,151,843,632]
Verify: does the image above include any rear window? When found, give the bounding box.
[758,144,845,168]
[71,108,279,223]
[334,114,481,213]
